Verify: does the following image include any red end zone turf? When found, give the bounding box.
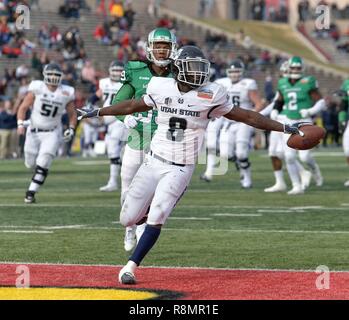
[1,263,349,300]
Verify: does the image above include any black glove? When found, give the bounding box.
[283,122,310,137]
[77,108,101,120]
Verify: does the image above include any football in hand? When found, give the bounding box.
[287,124,326,150]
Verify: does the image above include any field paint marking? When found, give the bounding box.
[0,261,348,273]
[167,217,212,220]
[0,225,348,235]
[0,204,348,212]
[213,213,263,217]
[0,230,53,234]
[258,210,300,213]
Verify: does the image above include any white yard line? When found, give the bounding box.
[0,230,53,234]
[0,261,347,273]
[213,213,263,217]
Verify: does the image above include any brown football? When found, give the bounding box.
[287,124,326,150]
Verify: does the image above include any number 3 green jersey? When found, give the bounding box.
[112,60,172,150]
[278,75,318,120]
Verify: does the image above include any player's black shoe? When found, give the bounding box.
[200,173,212,182]
[24,191,36,204]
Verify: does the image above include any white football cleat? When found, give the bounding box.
[344,180,349,187]
[124,226,137,252]
[300,170,312,190]
[313,171,324,187]
[135,223,146,244]
[287,186,304,195]
[264,182,287,193]
[200,173,212,182]
[99,183,118,192]
[118,265,136,285]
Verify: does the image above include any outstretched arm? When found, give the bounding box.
[77,98,152,120]
[224,106,304,136]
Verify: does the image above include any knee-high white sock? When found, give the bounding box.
[205,153,216,177]
[286,161,301,188]
[274,170,285,185]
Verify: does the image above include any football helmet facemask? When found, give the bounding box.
[43,63,63,86]
[172,45,210,89]
[146,28,177,67]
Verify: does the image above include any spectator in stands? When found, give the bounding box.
[59,0,82,19]
[94,23,110,45]
[157,15,172,29]
[264,74,274,103]
[298,0,310,23]
[38,23,51,50]
[109,0,124,18]
[0,99,17,159]
[231,0,240,20]
[81,60,97,92]
[50,25,62,49]
[124,3,136,29]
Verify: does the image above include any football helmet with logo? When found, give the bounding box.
[146,28,177,67]
[43,63,63,86]
[288,56,305,80]
[109,61,124,82]
[172,45,210,88]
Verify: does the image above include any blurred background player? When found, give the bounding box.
[272,56,326,195]
[262,61,312,193]
[111,28,177,251]
[201,59,265,188]
[17,63,77,203]
[336,78,349,187]
[85,61,126,191]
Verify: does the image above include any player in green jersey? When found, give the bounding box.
[272,56,326,195]
[262,61,312,193]
[337,79,349,186]
[112,27,177,252]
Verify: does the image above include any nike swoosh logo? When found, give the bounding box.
[188,105,195,108]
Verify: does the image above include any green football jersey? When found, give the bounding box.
[340,79,349,107]
[113,60,172,150]
[278,75,318,120]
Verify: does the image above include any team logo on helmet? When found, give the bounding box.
[146,28,177,67]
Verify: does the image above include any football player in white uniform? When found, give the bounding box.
[17,63,77,203]
[201,59,265,188]
[78,46,305,284]
[85,61,126,191]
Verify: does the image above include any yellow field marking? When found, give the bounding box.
[0,287,158,300]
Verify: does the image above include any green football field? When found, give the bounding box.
[1,149,349,271]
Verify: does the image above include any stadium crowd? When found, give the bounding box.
[0,0,345,160]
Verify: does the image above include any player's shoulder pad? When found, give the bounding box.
[60,84,75,98]
[301,75,318,89]
[341,79,349,90]
[198,82,227,104]
[242,78,258,89]
[146,77,174,96]
[214,77,230,87]
[125,60,148,71]
[28,80,44,92]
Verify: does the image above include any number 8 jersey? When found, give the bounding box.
[28,80,75,130]
[143,77,233,165]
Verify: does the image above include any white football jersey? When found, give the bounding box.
[99,77,123,125]
[143,77,233,165]
[28,80,75,130]
[215,77,258,111]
